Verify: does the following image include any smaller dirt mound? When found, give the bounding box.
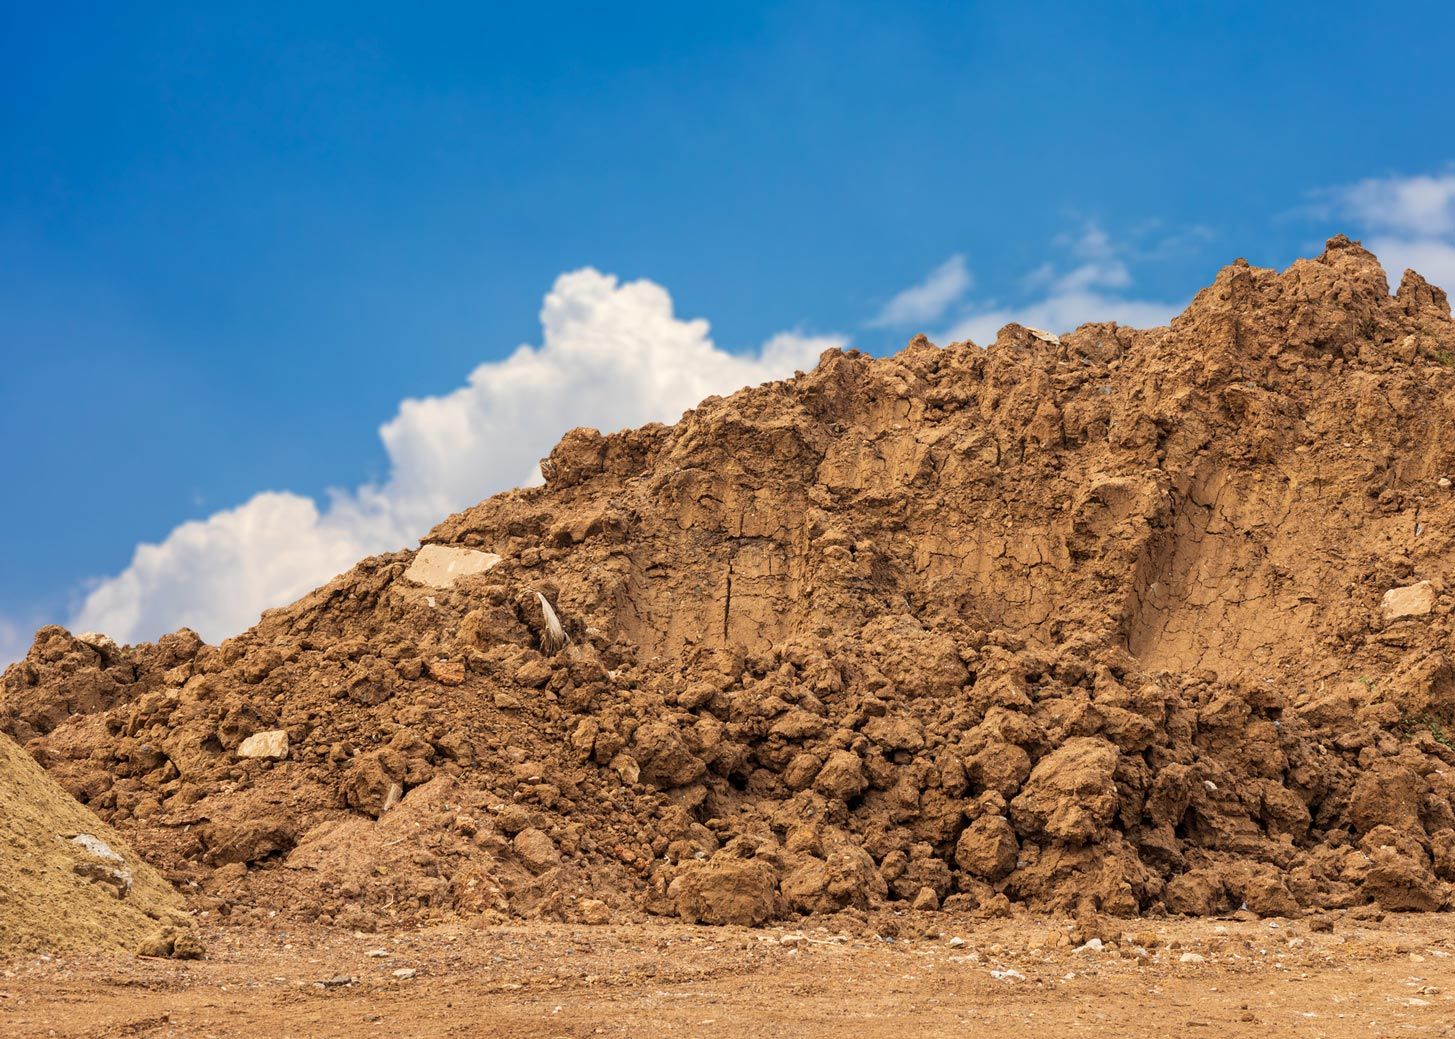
[0,732,193,957]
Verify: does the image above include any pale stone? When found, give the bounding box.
[1382,581,1436,622]
[403,544,502,589]
[237,730,289,760]
[69,834,133,897]
[70,833,123,863]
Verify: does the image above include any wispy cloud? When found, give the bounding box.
[71,271,846,646]
[1333,171,1455,238]
[1320,168,1455,292]
[868,254,972,327]
[940,225,1186,346]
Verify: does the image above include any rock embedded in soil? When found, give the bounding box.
[1382,581,1437,622]
[403,544,503,589]
[236,729,289,759]
[6,237,1455,929]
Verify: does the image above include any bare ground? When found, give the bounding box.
[3,913,1454,1038]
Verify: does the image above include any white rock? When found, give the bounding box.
[68,834,133,897]
[1179,952,1205,964]
[1074,938,1105,953]
[69,833,123,863]
[392,968,417,979]
[403,544,502,589]
[989,968,1026,981]
[237,730,289,760]
[1382,581,1436,622]
[948,936,966,949]
[75,632,118,653]
[1439,477,1451,489]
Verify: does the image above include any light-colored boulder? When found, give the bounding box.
[237,730,289,760]
[1382,580,1436,622]
[403,544,502,589]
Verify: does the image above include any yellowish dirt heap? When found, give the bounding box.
[0,731,192,956]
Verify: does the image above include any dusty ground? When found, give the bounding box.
[3,913,1453,1038]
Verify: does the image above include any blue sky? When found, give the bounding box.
[4,1,1455,658]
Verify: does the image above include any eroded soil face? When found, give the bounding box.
[6,237,1455,943]
[3,914,1453,1038]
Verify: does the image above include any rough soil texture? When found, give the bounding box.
[0,730,192,956]
[7,236,1455,938]
[2,914,1453,1038]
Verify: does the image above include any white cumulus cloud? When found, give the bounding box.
[1335,171,1455,238]
[869,254,972,327]
[69,269,845,647]
[942,226,1184,346]
[1323,169,1455,293]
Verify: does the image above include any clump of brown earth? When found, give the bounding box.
[0,726,194,955]
[7,236,1455,932]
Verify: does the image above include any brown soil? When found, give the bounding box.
[6,236,1455,945]
[0,729,192,956]
[2,913,1453,1038]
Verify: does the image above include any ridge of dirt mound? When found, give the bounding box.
[7,236,1455,928]
[0,729,193,956]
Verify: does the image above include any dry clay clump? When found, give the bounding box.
[8,237,1455,928]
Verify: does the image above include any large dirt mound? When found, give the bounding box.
[8,236,1455,927]
[0,726,193,955]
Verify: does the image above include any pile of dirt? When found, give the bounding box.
[7,236,1455,929]
[0,724,194,956]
